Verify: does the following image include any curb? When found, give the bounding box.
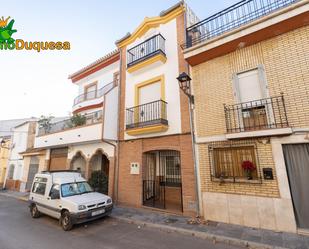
[111,215,287,249]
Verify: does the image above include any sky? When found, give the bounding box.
[0,0,236,120]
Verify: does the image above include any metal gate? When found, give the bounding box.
[142,150,182,210]
[26,163,39,190]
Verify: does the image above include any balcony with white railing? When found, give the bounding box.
[72,82,114,112]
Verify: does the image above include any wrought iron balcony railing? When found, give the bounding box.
[127,34,166,68]
[126,100,168,130]
[73,82,114,106]
[38,111,103,136]
[224,95,289,133]
[183,0,299,49]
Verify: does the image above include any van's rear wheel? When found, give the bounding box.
[30,204,41,218]
[61,211,73,231]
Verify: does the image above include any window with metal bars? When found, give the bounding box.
[209,143,262,183]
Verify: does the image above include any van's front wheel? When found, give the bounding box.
[61,211,73,231]
[30,204,41,218]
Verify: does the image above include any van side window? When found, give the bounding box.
[32,178,47,195]
[49,184,60,198]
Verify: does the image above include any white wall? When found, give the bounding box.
[76,61,119,95]
[68,142,115,160]
[8,122,30,181]
[124,18,182,140]
[72,60,119,112]
[34,123,102,148]
[103,86,118,140]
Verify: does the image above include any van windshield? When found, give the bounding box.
[61,182,93,197]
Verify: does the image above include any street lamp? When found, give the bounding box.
[0,138,10,149]
[177,72,194,103]
[177,72,200,217]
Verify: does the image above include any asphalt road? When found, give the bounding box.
[0,195,241,249]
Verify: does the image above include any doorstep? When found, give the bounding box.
[111,206,309,249]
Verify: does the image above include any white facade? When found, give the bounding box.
[72,61,119,113]
[124,18,182,140]
[34,57,119,164]
[5,121,35,191]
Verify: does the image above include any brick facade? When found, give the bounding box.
[191,25,309,197]
[117,134,196,216]
[116,8,197,216]
[193,25,309,138]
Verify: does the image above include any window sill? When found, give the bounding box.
[211,177,262,184]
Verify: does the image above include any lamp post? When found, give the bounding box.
[177,72,200,216]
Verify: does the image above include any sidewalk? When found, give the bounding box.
[111,207,309,249]
[0,190,29,202]
[1,190,308,249]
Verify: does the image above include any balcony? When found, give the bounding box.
[183,0,299,49]
[127,34,166,73]
[38,111,102,136]
[72,82,114,112]
[224,95,292,139]
[35,111,103,148]
[126,100,168,135]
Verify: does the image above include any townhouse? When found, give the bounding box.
[0,118,36,189]
[4,120,37,191]
[183,0,309,233]
[32,50,120,197]
[114,2,200,215]
[0,138,10,188]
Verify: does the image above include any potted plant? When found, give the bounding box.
[38,115,54,133]
[70,113,86,127]
[88,170,108,194]
[241,160,256,180]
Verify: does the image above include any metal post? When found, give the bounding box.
[188,95,201,216]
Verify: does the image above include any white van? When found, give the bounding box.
[28,171,113,231]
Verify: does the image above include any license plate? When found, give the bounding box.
[92,209,105,216]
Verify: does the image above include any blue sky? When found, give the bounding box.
[0,0,236,120]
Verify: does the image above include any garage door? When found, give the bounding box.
[26,163,38,190]
[49,148,68,171]
[283,144,309,230]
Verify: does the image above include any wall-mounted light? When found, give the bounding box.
[0,139,10,149]
[177,72,194,103]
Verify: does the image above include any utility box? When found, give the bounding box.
[130,162,140,175]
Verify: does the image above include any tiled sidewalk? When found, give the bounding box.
[112,206,309,249]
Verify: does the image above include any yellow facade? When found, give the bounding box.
[0,139,10,185]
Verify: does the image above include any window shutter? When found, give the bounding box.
[232,73,241,102]
[257,65,269,98]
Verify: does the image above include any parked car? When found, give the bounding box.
[28,170,113,231]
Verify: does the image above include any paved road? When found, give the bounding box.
[0,195,241,249]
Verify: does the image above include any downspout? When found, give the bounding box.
[183,3,202,217]
[100,49,122,204]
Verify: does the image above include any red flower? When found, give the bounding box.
[241,160,256,172]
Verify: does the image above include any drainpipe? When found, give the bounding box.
[100,49,122,204]
[183,5,202,217]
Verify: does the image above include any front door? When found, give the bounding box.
[142,150,182,212]
[283,144,309,230]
